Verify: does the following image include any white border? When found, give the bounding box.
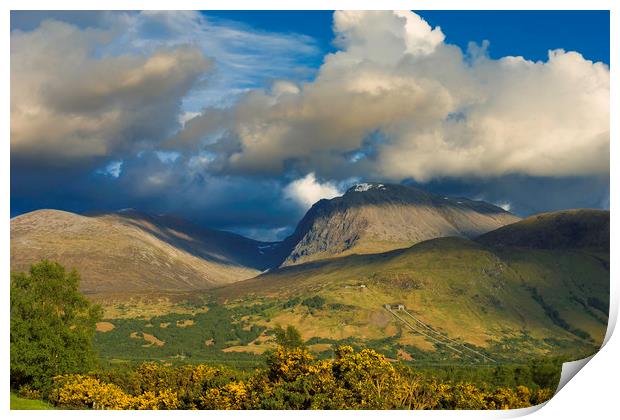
[2,0,617,11]
[2,1,616,419]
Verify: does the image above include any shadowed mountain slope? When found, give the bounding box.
[10,209,279,294]
[476,209,609,250]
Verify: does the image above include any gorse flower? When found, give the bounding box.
[49,345,555,410]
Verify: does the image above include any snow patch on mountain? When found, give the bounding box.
[352,183,386,192]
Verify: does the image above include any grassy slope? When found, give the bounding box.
[11,209,263,293]
[92,209,608,364]
[477,209,609,250]
[94,237,606,364]
[207,236,607,361]
[10,393,53,410]
[94,302,270,367]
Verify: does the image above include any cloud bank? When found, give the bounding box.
[172,10,609,182]
[10,11,319,164]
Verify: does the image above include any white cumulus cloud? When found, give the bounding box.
[172,10,609,182]
[497,202,511,212]
[10,11,319,165]
[284,173,343,208]
[11,19,211,162]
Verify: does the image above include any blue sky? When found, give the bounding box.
[416,11,609,64]
[204,10,610,64]
[10,11,610,240]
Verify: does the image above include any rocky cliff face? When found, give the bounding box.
[277,183,520,267]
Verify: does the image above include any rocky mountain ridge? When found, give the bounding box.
[275,183,521,267]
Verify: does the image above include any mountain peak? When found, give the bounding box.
[277,184,521,267]
[348,183,388,193]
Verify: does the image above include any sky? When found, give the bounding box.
[10,10,610,241]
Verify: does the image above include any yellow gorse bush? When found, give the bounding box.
[51,375,133,409]
[50,374,180,410]
[49,346,556,410]
[201,381,249,409]
[133,389,179,410]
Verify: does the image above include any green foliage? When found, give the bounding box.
[48,344,555,410]
[301,295,325,309]
[528,359,562,390]
[405,359,562,391]
[11,260,102,393]
[282,297,301,309]
[273,325,304,349]
[93,304,266,365]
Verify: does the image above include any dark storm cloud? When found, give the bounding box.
[10,11,323,240]
[405,175,610,217]
[11,152,304,239]
[11,10,118,31]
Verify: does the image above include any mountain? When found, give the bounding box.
[10,184,520,296]
[274,183,520,267]
[209,209,609,360]
[10,209,279,294]
[476,209,609,250]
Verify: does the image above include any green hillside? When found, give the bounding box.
[477,209,609,250]
[207,237,606,358]
[90,209,608,365]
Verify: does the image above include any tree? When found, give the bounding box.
[11,260,102,392]
[272,325,304,349]
[528,358,562,390]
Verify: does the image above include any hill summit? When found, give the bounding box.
[275,183,520,267]
[477,209,609,250]
[10,209,278,294]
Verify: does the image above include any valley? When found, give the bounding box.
[10,185,610,367]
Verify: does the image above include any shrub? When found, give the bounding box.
[17,384,42,400]
[301,296,325,309]
[50,375,133,410]
[133,390,179,410]
[94,362,236,409]
[47,339,557,410]
[332,346,402,409]
[50,374,180,410]
[272,325,304,349]
[202,382,249,409]
[267,346,315,382]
